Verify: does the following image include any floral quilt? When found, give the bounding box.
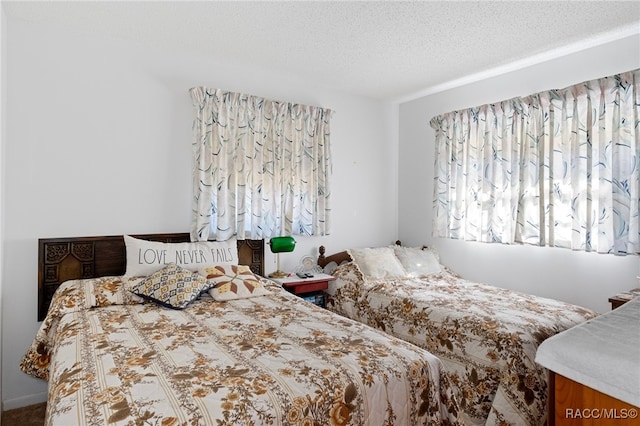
[324,263,598,426]
[21,275,463,426]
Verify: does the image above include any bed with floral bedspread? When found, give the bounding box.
[321,246,598,426]
[21,274,463,426]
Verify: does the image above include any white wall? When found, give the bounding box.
[1,17,398,408]
[0,4,6,418]
[398,34,640,314]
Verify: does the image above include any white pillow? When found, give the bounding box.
[393,246,441,277]
[347,247,406,279]
[124,235,239,277]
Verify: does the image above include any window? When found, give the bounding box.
[190,87,333,241]
[431,69,639,255]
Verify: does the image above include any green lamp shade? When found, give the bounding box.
[269,236,296,253]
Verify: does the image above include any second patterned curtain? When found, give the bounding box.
[430,69,639,255]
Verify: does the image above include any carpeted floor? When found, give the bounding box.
[2,402,46,426]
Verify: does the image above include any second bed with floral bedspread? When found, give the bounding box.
[323,252,597,426]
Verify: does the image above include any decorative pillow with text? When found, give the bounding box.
[124,235,239,277]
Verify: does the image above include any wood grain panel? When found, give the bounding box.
[550,372,638,425]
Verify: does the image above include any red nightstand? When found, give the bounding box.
[271,273,335,307]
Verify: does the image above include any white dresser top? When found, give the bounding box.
[536,296,640,407]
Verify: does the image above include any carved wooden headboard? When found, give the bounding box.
[317,245,352,268]
[38,233,264,321]
[317,240,403,269]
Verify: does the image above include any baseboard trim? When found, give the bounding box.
[2,392,47,411]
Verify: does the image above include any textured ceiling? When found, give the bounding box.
[4,1,640,101]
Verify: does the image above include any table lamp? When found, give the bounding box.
[268,236,296,278]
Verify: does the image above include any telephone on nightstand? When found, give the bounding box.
[296,272,314,279]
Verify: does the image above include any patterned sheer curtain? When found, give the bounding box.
[431,69,639,255]
[190,87,333,241]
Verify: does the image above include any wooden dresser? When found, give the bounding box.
[537,297,639,425]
